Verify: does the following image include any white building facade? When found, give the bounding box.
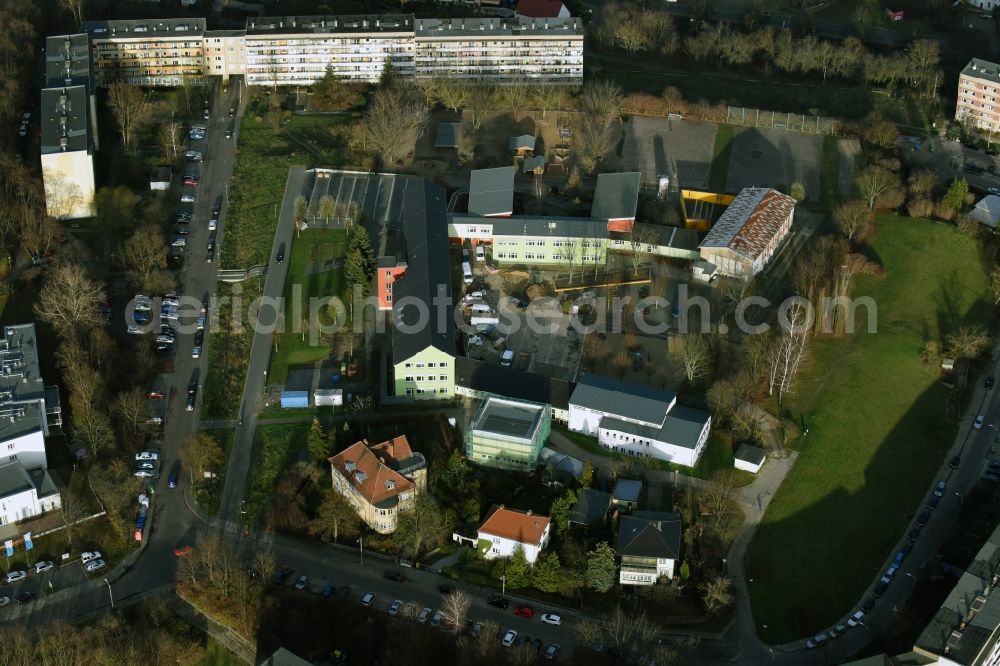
[477,507,551,564]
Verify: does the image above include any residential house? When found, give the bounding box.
[617,511,682,585]
[509,135,536,156]
[971,194,1000,228]
[466,395,551,470]
[0,463,62,526]
[568,488,612,526]
[478,506,551,563]
[695,187,796,280]
[568,374,712,468]
[328,436,427,534]
[734,444,766,475]
[956,58,1000,132]
[516,0,571,18]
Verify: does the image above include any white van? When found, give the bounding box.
[470,303,492,314]
[500,350,514,367]
[462,261,473,285]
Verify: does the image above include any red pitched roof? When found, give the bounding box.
[328,438,414,506]
[516,0,568,18]
[369,435,414,465]
[478,506,550,546]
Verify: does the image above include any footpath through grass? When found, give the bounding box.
[747,216,993,642]
[269,228,348,385]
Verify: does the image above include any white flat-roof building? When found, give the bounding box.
[0,463,61,527]
[0,325,61,471]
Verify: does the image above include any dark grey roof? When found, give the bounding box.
[246,15,413,35]
[391,179,455,363]
[40,86,93,155]
[435,123,460,148]
[29,468,59,499]
[455,357,573,409]
[613,479,642,503]
[468,167,514,216]
[262,647,313,666]
[569,488,611,525]
[523,156,545,173]
[617,512,681,559]
[0,462,35,499]
[591,172,641,221]
[571,374,676,426]
[509,135,535,151]
[659,405,711,449]
[414,15,582,37]
[45,34,92,89]
[735,443,766,465]
[81,18,207,38]
[625,223,700,251]
[915,522,1000,664]
[0,325,52,444]
[150,167,171,184]
[962,58,1000,86]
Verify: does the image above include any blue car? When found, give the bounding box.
[322,583,335,597]
[168,472,177,489]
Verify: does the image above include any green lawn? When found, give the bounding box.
[269,228,348,384]
[200,637,244,666]
[191,428,235,517]
[709,124,734,193]
[747,215,993,642]
[246,423,309,515]
[202,279,264,419]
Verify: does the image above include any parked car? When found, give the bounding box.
[544,644,560,660]
[975,415,985,429]
[388,599,402,616]
[185,151,202,161]
[209,217,217,231]
[168,472,178,489]
[81,551,101,563]
[862,597,876,613]
[361,592,375,606]
[847,610,865,627]
[805,633,828,649]
[272,566,291,584]
[174,546,193,557]
[430,610,443,627]
[0,597,10,608]
[294,575,309,590]
[934,480,947,497]
[437,584,455,595]
[488,594,509,609]
[181,193,196,203]
[134,469,156,478]
[203,108,210,120]
[502,630,518,647]
[383,571,406,582]
[322,583,335,597]
[4,570,25,584]
[951,456,961,470]
[85,559,106,573]
[907,528,921,543]
[136,451,158,461]
[540,613,562,626]
[872,580,888,597]
[15,592,35,604]
[185,391,196,412]
[475,245,485,261]
[137,461,156,471]
[830,624,848,639]
[225,128,233,139]
[987,376,996,390]
[417,607,432,623]
[918,509,931,526]
[513,605,534,619]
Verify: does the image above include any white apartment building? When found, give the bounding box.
[72,14,582,88]
[243,15,415,86]
[40,85,97,220]
[477,506,551,564]
[957,58,1000,133]
[0,325,62,472]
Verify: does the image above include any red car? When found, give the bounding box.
[513,605,534,619]
[183,178,199,188]
[174,545,193,557]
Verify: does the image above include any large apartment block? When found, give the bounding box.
[957,58,1000,132]
[74,14,582,88]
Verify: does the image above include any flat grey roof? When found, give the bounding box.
[81,18,207,38]
[659,405,710,449]
[0,462,34,499]
[571,374,676,427]
[455,357,574,409]
[40,86,92,155]
[414,15,582,37]
[962,58,1000,86]
[434,122,460,148]
[591,172,641,221]
[45,34,92,89]
[568,488,611,525]
[915,522,1000,664]
[613,478,642,502]
[473,396,547,440]
[0,325,51,445]
[735,443,766,465]
[246,15,413,35]
[468,167,514,216]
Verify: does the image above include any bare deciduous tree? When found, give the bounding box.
[466,83,495,131]
[113,386,150,441]
[945,325,990,359]
[107,80,150,153]
[855,164,901,210]
[440,589,471,634]
[120,223,171,293]
[365,84,428,165]
[581,79,623,118]
[180,433,223,480]
[35,264,106,336]
[673,333,712,384]
[158,118,181,161]
[575,116,616,174]
[531,84,568,118]
[833,199,870,242]
[574,617,603,648]
[767,302,810,402]
[58,0,85,28]
[701,575,734,613]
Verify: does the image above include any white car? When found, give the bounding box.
[467,335,482,346]
[32,561,53,575]
[847,610,865,627]
[975,416,985,429]
[135,451,159,462]
[181,193,196,203]
[805,633,828,649]
[417,607,432,623]
[80,551,101,563]
[85,559,106,573]
[172,237,187,247]
[137,461,156,471]
[361,592,375,606]
[196,317,206,331]
[0,596,9,607]
[191,345,201,359]
[126,325,144,335]
[502,629,517,647]
[388,600,402,616]
[209,218,217,231]
[4,571,26,584]
[540,613,562,626]
[134,469,156,478]
[466,291,484,301]
[475,245,485,261]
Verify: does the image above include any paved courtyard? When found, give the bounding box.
[622,116,717,189]
[725,127,824,196]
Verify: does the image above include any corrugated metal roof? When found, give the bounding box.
[468,167,515,216]
[591,172,641,221]
[698,188,795,261]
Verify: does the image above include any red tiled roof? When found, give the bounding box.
[478,506,550,546]
[328,439,414,506]
[369,435,414,465]
[516,0,568,18]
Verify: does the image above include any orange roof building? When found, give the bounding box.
[328,436,427,534]
[477,506,552,563]
[696,187,796,279]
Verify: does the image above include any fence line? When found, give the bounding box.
[726,106,841,135]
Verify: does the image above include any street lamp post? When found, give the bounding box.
[104,578,114,609]
[358,537,364,566]
[501,574,506,597]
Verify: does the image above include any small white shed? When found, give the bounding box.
[734,444,766,475]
